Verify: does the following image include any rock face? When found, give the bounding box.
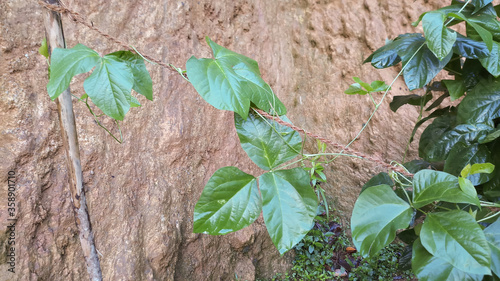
[1,0,441,280]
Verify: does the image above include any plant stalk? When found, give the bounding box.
[42,1,103,280]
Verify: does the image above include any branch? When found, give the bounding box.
[42,1,102,280]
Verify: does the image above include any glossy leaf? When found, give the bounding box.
[235,112,302,170]
[413,238,484,281]
[351,184,412,257]
[444,143,493,185]
[186,37,286,119]
[83,55,134,120]
[259,168,318,254]
[419,117,493,162]
[193,166,261,235]
[412,170,480,208]
[420,210,491,275]
[484,218,500,277]
[453,34,490,59]
[448,12,495,51]
[422,11,457,60]
[107,51,153,100]
[458,77,500,124]
[480,41,500,77]
[472,0,494,13]
[398,34,452,90]
[390,93,433,112]
[47,44,100,100]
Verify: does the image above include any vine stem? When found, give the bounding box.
[43,1,102,280]
[38,0,414,177]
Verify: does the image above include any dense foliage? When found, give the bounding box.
[348,1,500,280]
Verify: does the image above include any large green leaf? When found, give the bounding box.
[47,44,100,100]
[83,55,135,120]
[259,168,317,254]
[480,41,500,77]
[484,218,500,277]
[413,238,484,281]
[453,34,490,59]
[444,143,493,185]
[193,166,261,235]
[235,111,302,170]
[472,0,494,13]
[107,51,153,101]
[401,39,452,90]
[467,13,500,43]
[419,117,493,161]
[412,170,480,208]
[186,37,286,119]
[420,210,491,275]
[422,11,457,60]
[458,76,500,125]
[351,184,412,257]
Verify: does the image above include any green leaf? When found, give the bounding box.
[412,238,484,281]
[453,34,490,59]
[484,218,500,277]
[470,162,495,175]
[39,38,49,58]
[419,116,493,162]
[193,166,261,235]
[480,41,500,77]
[129,95,141,107]
[107,51,153,100]
[420,210,491,275]
[83,55,134,120]
[390,93,433,112]
[468,13,500,43]
[444,143,493,185]
[482,126,500,143]
[448,12,494,51]
[344,78,390,95]
[186,37,286,119]
[443,79,466,101]
[457,77,500,124]
[472,0,494,13]
[351,184,412,257]
[259,168,318,254]
[401,39,452,90]
[344,83,367,95]
[234,111,302,170]
[412,170,480,208]
[422,11,457,60]
[364,39,402,69]
[458,177,478,198]
[360,172,393,194]
[47,44,100,100]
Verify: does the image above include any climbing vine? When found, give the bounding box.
[40,0,500,280]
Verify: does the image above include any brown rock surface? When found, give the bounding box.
[1,0,441,280]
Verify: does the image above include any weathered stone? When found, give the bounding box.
[0,0,441,280]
